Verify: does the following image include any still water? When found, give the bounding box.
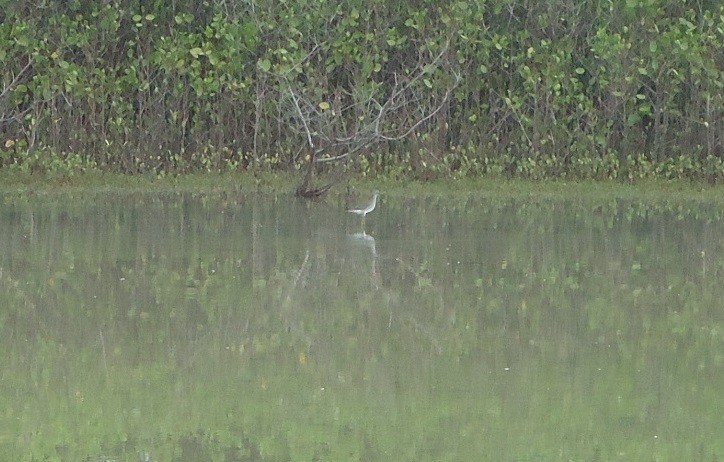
[1,190,722,461]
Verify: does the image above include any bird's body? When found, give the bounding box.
[348,191,379,217]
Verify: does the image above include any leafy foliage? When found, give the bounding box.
[0,0,721,179]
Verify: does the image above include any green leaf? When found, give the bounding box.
[190,48,204,58]
[258,59,271,72]
[637,103,651,114]
[626,113,641,126]
[678,18,695,29]
[318,101,330,110]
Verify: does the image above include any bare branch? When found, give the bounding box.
[378,83,457,142]
[1,56,35,125]
[289,87,314,150]
[1,56,34,100]
[267,36,459,174]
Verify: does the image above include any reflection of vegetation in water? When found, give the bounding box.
[0,191,722,460]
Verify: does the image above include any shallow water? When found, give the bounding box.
[1,190,722,461]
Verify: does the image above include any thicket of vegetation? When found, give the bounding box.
[0,0,722,180]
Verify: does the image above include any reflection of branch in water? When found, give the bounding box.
[280,250,313,347]
[100,329,109,381]
[383,256,449,355]
[284,250,310,307]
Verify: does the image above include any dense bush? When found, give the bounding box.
[0,0,721,179]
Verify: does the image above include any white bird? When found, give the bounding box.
[348,191,380,217]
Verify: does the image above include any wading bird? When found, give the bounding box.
[348,191,380,217]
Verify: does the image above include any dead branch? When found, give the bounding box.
[261,37,459,195]
[1,56,35,124]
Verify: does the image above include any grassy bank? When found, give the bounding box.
[1,170,723,205]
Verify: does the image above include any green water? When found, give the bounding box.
[1,190,722,461]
